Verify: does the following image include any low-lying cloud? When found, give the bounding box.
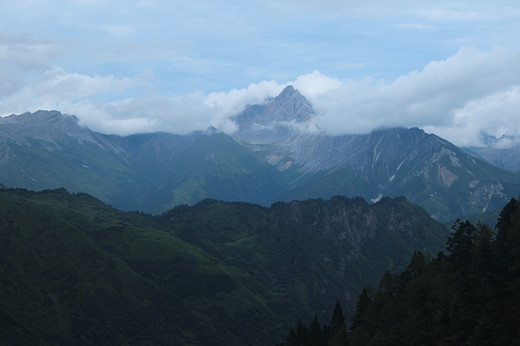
[1,45,520,147]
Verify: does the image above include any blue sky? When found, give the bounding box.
[2,1,520,146]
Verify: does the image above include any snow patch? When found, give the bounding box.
[370,193,383,203]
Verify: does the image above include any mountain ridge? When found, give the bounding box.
[0,186,449,344]
[1,87,520,221]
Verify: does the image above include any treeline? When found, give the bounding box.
[276,301,349,346]
[278,198,520,345]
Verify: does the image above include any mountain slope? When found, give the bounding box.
[0,188,201,345]
[114,130,287,213]
[280,198,520,345]
[230,87,520,221]
[274,128,520,221]
[0,187,449,344]
[464,143,520,171]
[164,194,449,321]
[0,111,287,214]
[0,110,133,202]
[0,188,289,345]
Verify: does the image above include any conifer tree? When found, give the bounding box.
[328,301,348,346]
[350,288,371,332]
[447,220,476,267]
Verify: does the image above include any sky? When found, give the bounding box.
[2,1,520,147]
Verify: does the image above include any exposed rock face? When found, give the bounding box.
[231,88,520,221]
[165,194,449,321]
[232,85,315,144]
[0,110,123,153]
[234,85,315,128]
[0,111,132,200]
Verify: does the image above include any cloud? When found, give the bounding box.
[292,71,342,99]
[2,41,520,148]
[0,33,58,96]
[305,47,520,147]
[0,65,136,114]
[204,81,284,117]
[424,86,520,147]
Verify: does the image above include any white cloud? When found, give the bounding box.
[204,81,283,117]
[0,33,58,96]
[292,71,342,99]
[0,65,135,116]
[2,40,520,148]
[425,86,520,147]
[304,47,520,147]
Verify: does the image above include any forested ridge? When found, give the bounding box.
[0,187,448,345]
[278,198,520,345]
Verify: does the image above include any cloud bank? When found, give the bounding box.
[1,43,520,147]
[308,46,520,147]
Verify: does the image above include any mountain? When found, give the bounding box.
[347,199,520,344]
[231,89,520,221]
[2,87,520,221]
[272,128,520,221]
[109,131,287,213]
[280,198,520,345]
[0,111,286,214]
[234,85,315,129]
[464,136,520,171]
[0,110,132,203]
[0,187,449,345]
[232,85,315,144]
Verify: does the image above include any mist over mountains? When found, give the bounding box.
[1,86,519,221]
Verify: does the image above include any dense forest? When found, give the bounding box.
[278,198,520,345]
[0,188,449,345]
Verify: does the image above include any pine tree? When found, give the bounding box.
[329,301,348,346]
[308,315,326,346]
[350,288,371,332]
[447,220,476,267]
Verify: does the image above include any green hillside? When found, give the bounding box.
[0,188,449,344]
[116,131,288,213]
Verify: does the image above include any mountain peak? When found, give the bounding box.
[279,85,296,97]
[272,85,310,111]
[232,85,315,135]
[0,110,102,148]
[1,110,79,127]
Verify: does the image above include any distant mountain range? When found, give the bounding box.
[1,86,520,221]
[463,133,520,171]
